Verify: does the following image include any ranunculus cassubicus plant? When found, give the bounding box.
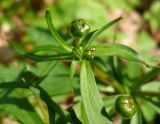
[1,9,160,124]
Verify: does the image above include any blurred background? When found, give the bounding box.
[0,0,160,124]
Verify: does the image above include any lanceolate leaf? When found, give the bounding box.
[45,10,72,52]
[80,30,98,47]
[30,45,65,53]
[24,52,73,62]
[132,98,144,124]
[86,17,122,46]
[92,43,151,66]
[81,102,89,124]
[80,60,112,124]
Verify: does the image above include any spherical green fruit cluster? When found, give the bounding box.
[69,19,90,38]
[115,95,136,119]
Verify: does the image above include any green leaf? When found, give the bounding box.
[73,99,89,124]
[36,86,72,123]
[93,43,152,67]
[45,10,72,52]
[130,112,143,124]
[141,97,160,114]
[29,87,56,124]
[81,102,90,124]
[24,52,73,62]
[8,40,26,55]
[131,97,144,124]
[137,97,158,122]
[70,60,78,91]
[80,30,97,47]
[30,45,65,54]
[86,17,122,46]
[141,81,160,93]
[0,97,43,124]
[37,62,78,96]
[80,60,112,124]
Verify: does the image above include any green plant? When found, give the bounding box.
[0,9,160,124]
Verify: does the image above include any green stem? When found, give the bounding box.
[73,38,81,47]
[93,65,125,93]
[132,91,160,97]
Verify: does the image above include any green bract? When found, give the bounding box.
[69,19,90,38]
[115,95,136,119]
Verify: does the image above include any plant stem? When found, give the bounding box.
[35,96,50,124]
[132,91,160,97]
[93,65,125,93]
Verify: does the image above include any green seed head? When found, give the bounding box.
[115,95,136,119]
[69,19,90,38]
